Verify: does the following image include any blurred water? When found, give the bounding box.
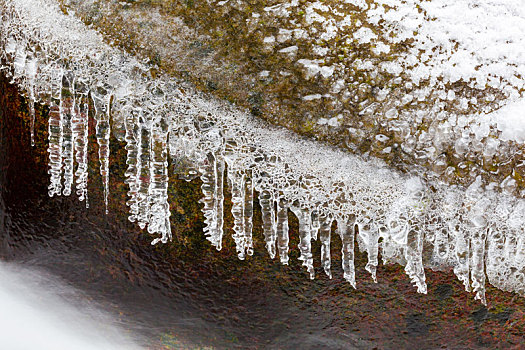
[0,262,143,350]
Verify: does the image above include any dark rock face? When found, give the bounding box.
[1,73,525,349]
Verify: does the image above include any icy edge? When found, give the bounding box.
[1,0,524,303]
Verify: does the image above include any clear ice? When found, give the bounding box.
[1,0,525,304]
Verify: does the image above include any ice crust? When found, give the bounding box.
[59,0,525,195]
[1,0,525,303]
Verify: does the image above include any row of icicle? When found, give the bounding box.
[1,0,525,304]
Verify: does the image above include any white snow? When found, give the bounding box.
[374,0,525,93]
[353,26,377,44]
[278,45,298,55]
[488,99,525,143]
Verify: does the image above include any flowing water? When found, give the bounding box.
[0,262,143,350]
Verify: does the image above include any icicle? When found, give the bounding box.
[359,221,380,283]
[485,226,506,287]
[197,123,225,249]
[124,108,142,222]
[276,197,290,265]
[486,196,513,290]
[290,204,314,279]
[61,72,75,196]
[470,227,488,304]
[73,79,90,206]
[454,177,487,294]
[91,87,111,214]
[199,152,217,244]
[467,195,491,305]
[453,219,471,292]
[319,214,333,279]
[136,121,152,229]
[214,153,225,251]
[148,116,172,244]
[244,170,254,256]
[394,178,427,292]
[47,69,63,197]
[29,85,36,146]
[337,216,356,287]
[259,188,276,259]
[25,55,37,146]
[224,135,253,259]
[311,210,320,241]
[12,42,26,80]
[404,228,427,293]
[174,115,200,182]
[228,168,247,260]
[199,151,224,249]
[431,218,449,267]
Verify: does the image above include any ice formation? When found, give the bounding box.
[1,0,525,304]
[59,0,525,197]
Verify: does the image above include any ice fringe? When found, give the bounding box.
[1,0,525,304]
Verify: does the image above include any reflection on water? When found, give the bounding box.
[0,262,143,350]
